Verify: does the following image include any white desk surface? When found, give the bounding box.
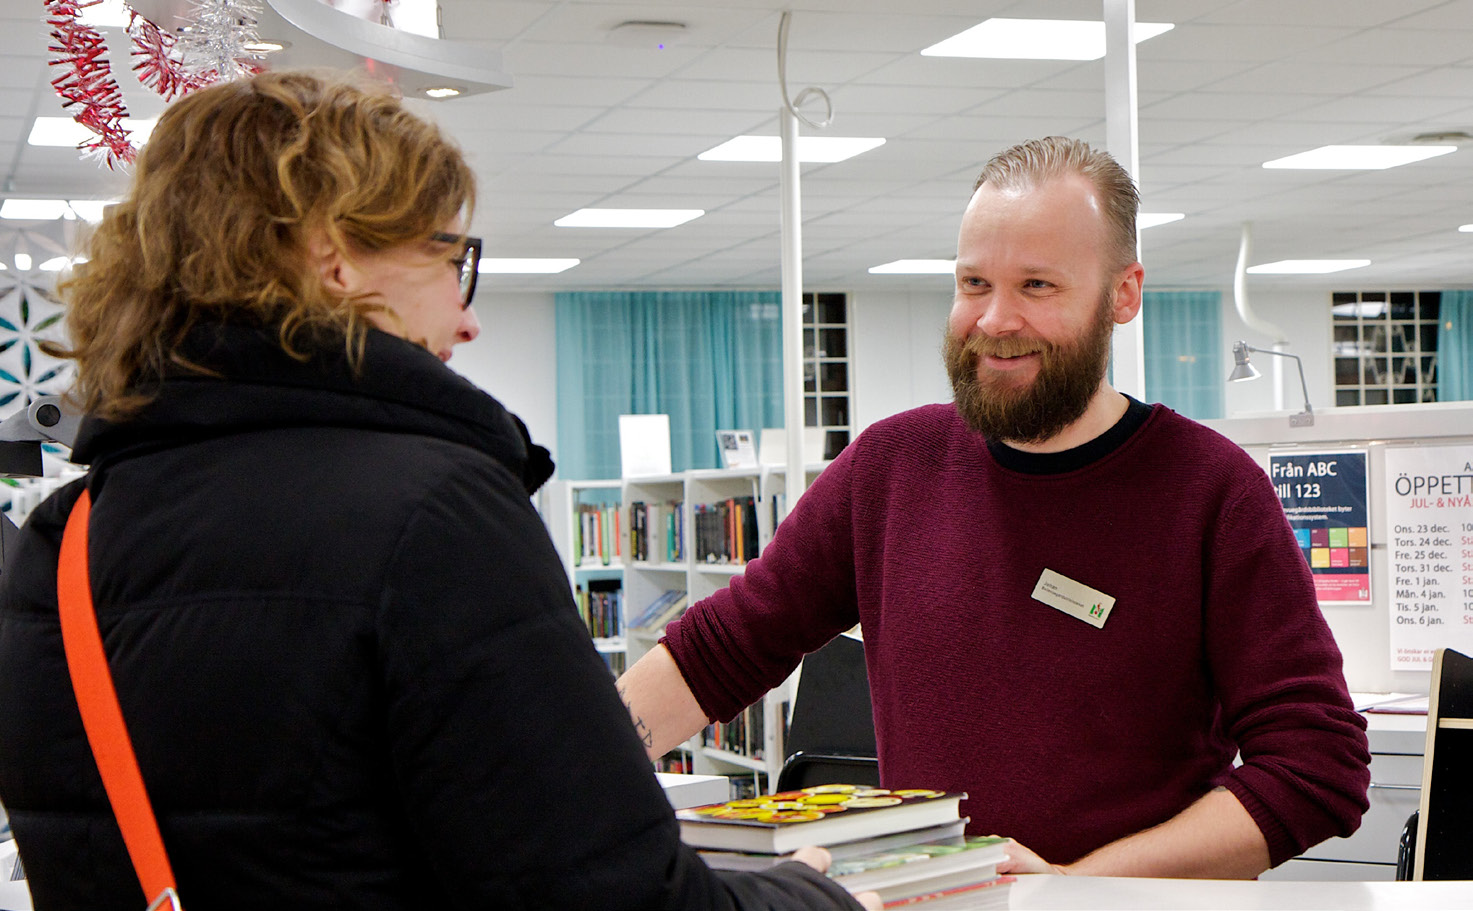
[1362,711,1428,755]
[1004,874,1473,909]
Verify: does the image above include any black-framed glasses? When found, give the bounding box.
[431,231,482,309]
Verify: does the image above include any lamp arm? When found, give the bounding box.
[1242,344,1312,415]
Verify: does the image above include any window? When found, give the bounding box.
[1332,291,1440,407]
[803,293,851,460]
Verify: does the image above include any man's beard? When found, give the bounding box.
[944,292,1116,444]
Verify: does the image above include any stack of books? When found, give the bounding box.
[677,785,1013,907]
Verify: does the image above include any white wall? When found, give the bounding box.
[1219,285,1336,419]
[850,286,954,433]
[446,290,559,467]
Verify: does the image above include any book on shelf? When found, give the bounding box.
[676,785,964,855]
[576,578,622,639]
[702,702,764,760]
[631,589,689,630]
[575,502,622,566]
[693,496,759,565]
[628,499,684,563]
[699,819,968,871]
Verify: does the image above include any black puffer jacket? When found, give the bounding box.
[0,323,859,911]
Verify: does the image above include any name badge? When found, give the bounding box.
[1032,569,1116,629]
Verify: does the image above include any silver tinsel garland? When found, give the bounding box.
[173,0,264,82]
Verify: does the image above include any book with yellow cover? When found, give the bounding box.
[676,785,964,854]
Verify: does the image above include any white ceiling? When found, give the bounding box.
[5,0,1473,296]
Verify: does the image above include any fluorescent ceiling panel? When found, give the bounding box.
[554,208,704,228]
[1138,212,1185,228]
[1459,224,1473,233]
[869,259,956,274]
[1247,259,1371,274]
[0,199,70,220]
[1262,145,1456,170]
[479,258,581,274]
[29,116,157,146]
[0,199,114,221]
[921,18,1174,61]
[79,0,130,27]
[699,136,887,163]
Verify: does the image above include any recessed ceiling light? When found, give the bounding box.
[1139,212,1185,229]
[699,136,886,163]
[66,200,114,222]
[29,116,157,147]
[921,18,1174,61]
[478,258,581,274]
[13,254,31,272]
[1262,145,1456,170]
[554,208,704,229]
[78,0,130,28]
[1,199,70,220]
[0,199,115,221]
[423,87,462,99]
[869,259,956,274]
[1247,259,1371,275]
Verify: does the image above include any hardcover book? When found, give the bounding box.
[676,785,964,854]
[698,819,968,872]
[830,835,1009,900]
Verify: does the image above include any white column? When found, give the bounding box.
[779,106,807,506]
[1104,0,1145,400]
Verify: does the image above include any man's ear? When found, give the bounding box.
[1111,262,1145,325]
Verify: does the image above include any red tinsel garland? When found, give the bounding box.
[130,13,214,102]
[44,0,134,168]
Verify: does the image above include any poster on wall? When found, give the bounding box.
[1383,445,1473,671]
[1269,452,1370,604]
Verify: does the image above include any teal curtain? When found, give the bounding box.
[1142,290,1223,419]
[1438,290,1473,401]
[556,292,785,479]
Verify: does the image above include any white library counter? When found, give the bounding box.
[1004,874,1471,909]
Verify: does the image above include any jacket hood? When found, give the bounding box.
[70,321,555,494]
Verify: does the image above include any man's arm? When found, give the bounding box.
[617,644,710,760]
[997,787,1271,879]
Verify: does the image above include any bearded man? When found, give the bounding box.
[617,137,1370,878]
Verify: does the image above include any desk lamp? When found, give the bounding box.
[1229,341,1314,427]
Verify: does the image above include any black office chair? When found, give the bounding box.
[1406,647,1473,880]
[776,750,879,792]
[1395,810,1418,880]
[779,633,878,792]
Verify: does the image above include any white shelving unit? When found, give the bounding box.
[546,463,827,793]
[542,479,627,672]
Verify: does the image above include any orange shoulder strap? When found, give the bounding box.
[57,488,180,908]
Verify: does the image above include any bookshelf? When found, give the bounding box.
[542,479,627,675]
[547,464,828,791]
[627,464,826,793]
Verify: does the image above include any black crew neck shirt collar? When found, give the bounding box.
[984,395,1154,475]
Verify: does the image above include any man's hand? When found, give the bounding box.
[790,846,883,911]
[994,839,1066,876]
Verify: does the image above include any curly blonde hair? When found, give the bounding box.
[54,69,476,419]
